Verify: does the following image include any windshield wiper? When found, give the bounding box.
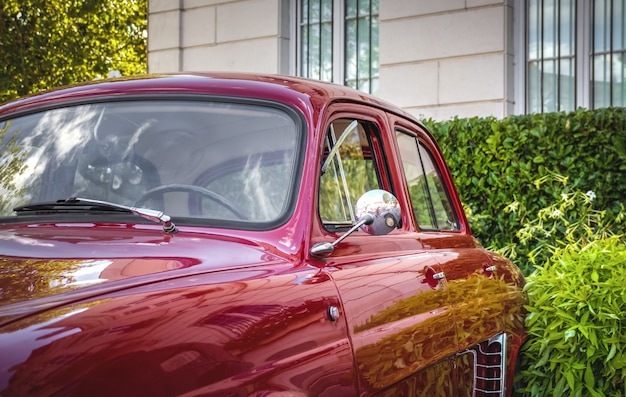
[13,197,177,234]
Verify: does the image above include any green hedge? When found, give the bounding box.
[424,108,626,274]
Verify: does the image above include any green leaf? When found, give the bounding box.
[533,155,545,163]
[607,344,617,361]
[584,362,595,389]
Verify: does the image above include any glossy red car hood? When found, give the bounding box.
[0,222,291,325]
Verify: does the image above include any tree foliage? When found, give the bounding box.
[0,0,147,103]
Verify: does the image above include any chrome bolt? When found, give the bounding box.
[327,306,340,321]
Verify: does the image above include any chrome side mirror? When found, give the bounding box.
[354,189,401,236]
[310,189,401,257]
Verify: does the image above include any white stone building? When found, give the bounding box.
[148,0,625,120]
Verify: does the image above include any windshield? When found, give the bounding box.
[0,99,302,226]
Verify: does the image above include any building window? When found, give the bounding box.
[299,0,334,82]
[344,0,379,93]
[524,0,626,113]
[296,0,379,94]
[593,0,626,108]
[526,0,576,113]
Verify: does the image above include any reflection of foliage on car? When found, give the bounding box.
[0,122,29,213]
[221,299,331,352]
[354,272,526,390]
[319,142,378,223]
[0,258,84,306]
[374,361,455,397]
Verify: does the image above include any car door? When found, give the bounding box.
[0,260,357,397]
[392,120,525,396]
[309,110,458,396]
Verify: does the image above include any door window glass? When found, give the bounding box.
[396,131,458,231]
[319,119,380,227]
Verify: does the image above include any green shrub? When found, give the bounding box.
[511,182,626,396]
[518,236,626,396]
[424,108,626,275]
[495,172,626,268]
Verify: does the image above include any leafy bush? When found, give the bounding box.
[509,181,626,396]
[424,108,626,275]
[519,236,626,396]
[495,172,625,268]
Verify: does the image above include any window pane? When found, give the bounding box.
[592,0,626,108]
[560,0,575,57]
[371,0,378,14]
[542,59,557,112]
[302,0,309,20]
[322,0,332,20]
[345,18,357,84]
[299,0,333,81]
[344,0,378,94]
[346,0,357,17]
[613,1,624,50]
[309,23,320,78]
[528,0,540,60]
[395,131,459,231]
[319,119,380,226]
[594,0,609,52]
[528,61,541,113]
[310,0,320,21]
[358,16,371,80]
[526,0,576,113]
[396,132,435,230]
[321,21,333,81]
[418,145,458,231]
[358,0,369,15]
[594,54,610,108]
[300,25,309,77]
[614,54,626,106]
[371,16,379,74]
[543,0,556,59]
[559,58,575,111]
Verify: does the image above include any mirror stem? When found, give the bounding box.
[310,214,374,258]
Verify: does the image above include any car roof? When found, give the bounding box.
[0,72,414,121]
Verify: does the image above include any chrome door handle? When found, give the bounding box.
[432,272,446,280]
[422,267,447,290]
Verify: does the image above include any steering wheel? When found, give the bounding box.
[134,184,248,220]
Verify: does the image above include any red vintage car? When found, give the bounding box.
[0,73,526,396]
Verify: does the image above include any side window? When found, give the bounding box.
[396,130,459,231]
[319,119,381,228]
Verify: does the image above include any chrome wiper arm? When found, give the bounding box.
[13,197,177,234]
